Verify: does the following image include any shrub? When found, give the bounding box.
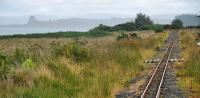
[117,33,139,41]
[140,25,154,30]
[68,44,91,62]
[117,33,129,40]
[85,30,109,37]
[57,43,91,62]
[112,22,137,31]
[74,38,88,46]
[153,24,164,33]
[90,24,112,32]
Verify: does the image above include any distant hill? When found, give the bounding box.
[176,14,200,27]
[0,16,133,35]
[1,16,132,28]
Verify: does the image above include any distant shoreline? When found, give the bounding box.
[0,26,88,36]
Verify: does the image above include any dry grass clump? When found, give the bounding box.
[10,69,33,87]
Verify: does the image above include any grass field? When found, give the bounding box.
[175,29,200,98]
[0,31,168,98]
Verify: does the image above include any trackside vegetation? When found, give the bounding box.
[0,12,188,98]
[0,31,168,98]
[176,29,200,97]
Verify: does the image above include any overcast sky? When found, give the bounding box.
[0,0,199,18]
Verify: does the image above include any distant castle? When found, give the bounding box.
[26,16,55,27]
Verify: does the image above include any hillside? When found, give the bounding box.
[177,14,200,27]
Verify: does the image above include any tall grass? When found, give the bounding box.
[0,31,167,98]
[176,29,200,97]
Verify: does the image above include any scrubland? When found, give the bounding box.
[0,31,167,98]
[175,29,200,98]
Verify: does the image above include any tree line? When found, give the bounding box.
[90,13,184,33]
[0,30,110,39]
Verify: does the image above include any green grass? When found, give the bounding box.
[4,76,81,98]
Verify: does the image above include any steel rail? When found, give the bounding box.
[155,40,174,98]
[140,32,175,98]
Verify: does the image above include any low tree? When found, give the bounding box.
[135,13,153,29]
[91,24,112,31]
[112,22,137,31]
[171,18,183,29]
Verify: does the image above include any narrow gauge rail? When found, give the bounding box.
[141,32,175,98]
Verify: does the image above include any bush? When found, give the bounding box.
[117,33,129,40]
[153,24,164,33]
[58,43,91,62]
[90,24,112,32]
[112,22,137,31]
[85,30,109,37]
[140,25,154,30]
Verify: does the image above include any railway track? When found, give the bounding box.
[140,32,175,98]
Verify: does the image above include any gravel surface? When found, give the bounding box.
[116,74,149,98]
[161,66,185,98]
